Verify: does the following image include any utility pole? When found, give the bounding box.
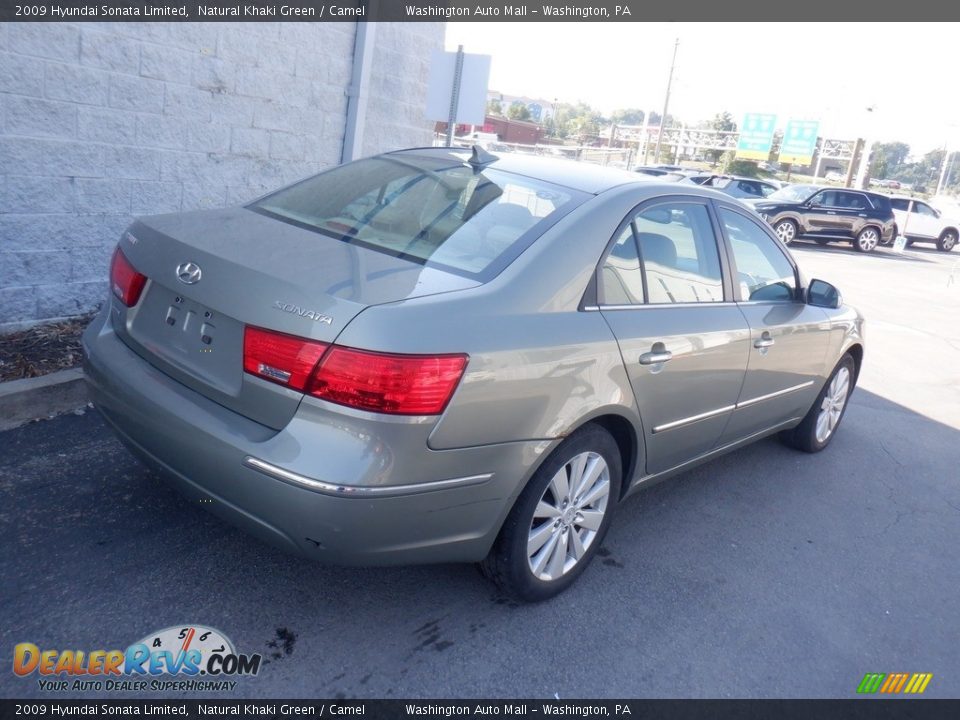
[936,145,951,196]
[653,38,679,164]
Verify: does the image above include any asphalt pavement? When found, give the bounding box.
[2,240,959,699]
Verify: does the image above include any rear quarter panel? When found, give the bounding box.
[333,185,657,455]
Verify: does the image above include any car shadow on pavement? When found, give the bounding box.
[1,387,959,698]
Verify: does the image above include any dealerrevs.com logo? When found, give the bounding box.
[13,625,262,692]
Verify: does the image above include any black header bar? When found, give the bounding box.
[0,0,957,22]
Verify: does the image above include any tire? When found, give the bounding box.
[937,229,958,252]
[880,226,896,247]
[854,226,880,253]
[773,219,798,244]
[780,354,856,453]
[480,424,622,602]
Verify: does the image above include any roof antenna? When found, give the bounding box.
[468,144,498,170]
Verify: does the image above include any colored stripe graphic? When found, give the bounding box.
[857,672,932,694]
[857,673,885,693]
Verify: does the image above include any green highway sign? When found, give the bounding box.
[779,120,820,165]
[735,113,777,161]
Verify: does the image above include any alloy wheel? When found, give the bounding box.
[857,229,879,251]
[816,366,850,443]
[941,232,957,251]
[526,451,610,581]
[775,221,796,243]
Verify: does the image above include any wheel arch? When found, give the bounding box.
[845,342,864,386]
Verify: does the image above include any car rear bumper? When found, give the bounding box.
[82,308,549,565]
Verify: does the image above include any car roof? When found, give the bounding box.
[389,146,647,194]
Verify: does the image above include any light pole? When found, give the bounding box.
[854,105,876,190]
[653,38,679,165]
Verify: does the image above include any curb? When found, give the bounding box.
[0,367,89,432]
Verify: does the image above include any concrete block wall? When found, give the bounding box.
[0,21,444,332]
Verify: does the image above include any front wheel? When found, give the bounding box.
[780,354,855,453]
[773,219,798,244]
[480,425,622,602]
[938,230,958,252]
[854,227,880,252]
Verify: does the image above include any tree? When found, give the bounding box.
[611,108,645,126]
[869,141,910,179]
[704,112,737,163]
[487,99,503,116]
[507,102,531,121]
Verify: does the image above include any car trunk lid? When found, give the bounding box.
[114,207,479,429]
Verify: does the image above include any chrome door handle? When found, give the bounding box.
[754,336,775,349]
[639,350,673,365]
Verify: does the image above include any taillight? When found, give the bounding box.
[242,327,468,415]
[308,346,467,416]
[243,327,328,391]
[110,247,147,307]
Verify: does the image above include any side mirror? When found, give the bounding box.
[807,279,842,309]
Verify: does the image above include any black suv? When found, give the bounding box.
[747,185,896,252]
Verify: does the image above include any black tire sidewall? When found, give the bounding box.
[797,355,856,452]
[492,425,622,602]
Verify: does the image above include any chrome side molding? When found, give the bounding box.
[242,456,493,498]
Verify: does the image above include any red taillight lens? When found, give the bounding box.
[308,347,468,416]
[243,327,328,391]
[110,247,147,307]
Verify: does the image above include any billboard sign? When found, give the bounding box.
[779,119,820,165]
[735,113,777,161]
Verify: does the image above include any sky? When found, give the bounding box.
[445,22,960,157]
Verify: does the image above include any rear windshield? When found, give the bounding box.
[249,156,583,280]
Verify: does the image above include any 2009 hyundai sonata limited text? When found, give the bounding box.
[83,146,864,601]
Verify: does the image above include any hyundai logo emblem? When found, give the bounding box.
[176,262,202,285]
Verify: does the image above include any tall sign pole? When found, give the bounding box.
[653,38,679,164]
[445,45,465,147]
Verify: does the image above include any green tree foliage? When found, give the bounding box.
[507,102,531,121]
[869,141,910,179]
[487,99,503,116]
[702,112,737,163]
[611,108,645,126]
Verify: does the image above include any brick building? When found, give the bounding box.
[0,22,444,331]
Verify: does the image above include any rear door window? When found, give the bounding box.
[250,156,584,280]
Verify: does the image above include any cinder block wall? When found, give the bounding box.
[0,21,444,332]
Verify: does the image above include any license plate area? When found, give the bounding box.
[128,283,243,395]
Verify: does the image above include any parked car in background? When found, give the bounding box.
[825,171,845,183]
[747,184,896,252]
[889,196,959,251]
[83,147,864,601]
[682,174,779,199]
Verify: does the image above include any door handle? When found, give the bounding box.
[826,210,837,215]
[639,350,673,365]
[754,334,775,349]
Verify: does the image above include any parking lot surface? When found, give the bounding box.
[2,241,959,699]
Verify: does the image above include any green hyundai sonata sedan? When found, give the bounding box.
[83,146,864,601]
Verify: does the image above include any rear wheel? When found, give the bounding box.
[773,219,797,244]
[938,230,958,252]
[780,354,855,453]
[480,425,622,602]
[854,227,880,252]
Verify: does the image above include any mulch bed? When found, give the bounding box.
[0,314,95,382]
